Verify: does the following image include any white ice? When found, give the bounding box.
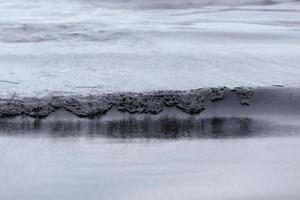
[0,0,299,97]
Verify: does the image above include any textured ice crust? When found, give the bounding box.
[0,87,253,119]
[1,0,300,96]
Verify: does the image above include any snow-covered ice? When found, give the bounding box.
[0,0,300,97]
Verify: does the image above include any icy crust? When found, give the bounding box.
[0,87,253,119]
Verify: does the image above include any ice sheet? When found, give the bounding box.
[0,0,299,97]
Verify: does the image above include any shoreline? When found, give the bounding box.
[1,86,300,138]
[0,86,255,119]
[1,86,299,119]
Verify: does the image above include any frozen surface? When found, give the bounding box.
[0,135,300,200]
[0,0,300,97]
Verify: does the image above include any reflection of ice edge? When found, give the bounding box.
[0,87,254,119]
[1,115,299,138]
[0,116,258,138]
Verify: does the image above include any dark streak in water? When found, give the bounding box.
[0,116,259,138]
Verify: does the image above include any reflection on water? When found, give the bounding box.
[106,117,254,138]
[0,116,261,138]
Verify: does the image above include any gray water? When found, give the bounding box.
[1,134,300,200]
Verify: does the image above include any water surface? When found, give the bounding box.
[1,129,300,200]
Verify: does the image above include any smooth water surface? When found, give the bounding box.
[1,134,300,200]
